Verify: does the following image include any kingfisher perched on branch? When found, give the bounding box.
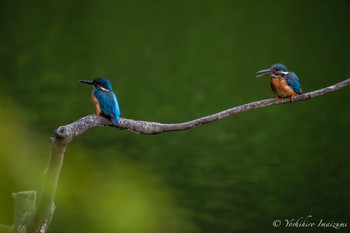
[80,78,120,125]
[256,63,302,101]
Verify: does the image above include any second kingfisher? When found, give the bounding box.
[80,78,120,125]
[256,63,302,101]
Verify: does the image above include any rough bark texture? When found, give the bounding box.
[2,78,349,233]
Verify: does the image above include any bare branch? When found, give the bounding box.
[58,78,350,137]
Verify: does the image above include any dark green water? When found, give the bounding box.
[0,1,349,232]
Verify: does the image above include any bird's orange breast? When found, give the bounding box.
[270,77,296,98]
[91,92,102,115]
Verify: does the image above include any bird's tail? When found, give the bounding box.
[109,114,119,125]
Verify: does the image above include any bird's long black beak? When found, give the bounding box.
[256,68,273,78]
[79,80,94,85]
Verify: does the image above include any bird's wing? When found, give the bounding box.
[285,72,302,94]
[94,90,120,120]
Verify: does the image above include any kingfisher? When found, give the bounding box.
[256,63,302,101]
[80,78,120,125]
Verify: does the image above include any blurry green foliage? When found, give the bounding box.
[0,96,46,225]
[55,147,198,233]
[0,0,350,233]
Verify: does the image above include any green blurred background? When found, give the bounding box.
[1,1,350,232]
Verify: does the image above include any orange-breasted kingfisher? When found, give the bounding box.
[80,78,120,125]
[256,63,302,101]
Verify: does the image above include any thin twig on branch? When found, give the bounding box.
[24,77,349,233]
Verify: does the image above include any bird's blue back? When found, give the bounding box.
[94,88,120,124]
[285,72,302,94]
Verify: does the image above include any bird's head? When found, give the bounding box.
[80,77,113,91]
[256,63,288,78]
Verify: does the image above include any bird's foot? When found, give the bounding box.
[289,95,295,102]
